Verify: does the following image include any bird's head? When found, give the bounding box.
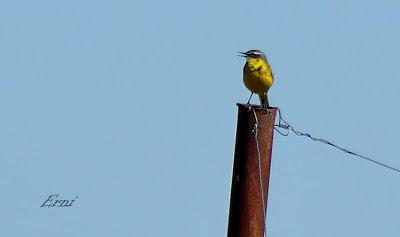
[238,49,267,62]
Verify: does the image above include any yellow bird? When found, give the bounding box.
[239,49,274,107]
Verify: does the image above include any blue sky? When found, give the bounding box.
[1,0,400,236]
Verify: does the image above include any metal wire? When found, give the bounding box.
[251,107,267,237]
[248,106,400,237]
[274,108,400,174]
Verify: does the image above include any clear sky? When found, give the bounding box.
[1,0,400,236]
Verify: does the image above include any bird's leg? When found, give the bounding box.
[259,93,269,108]
[264,95,269,108]
[246,92,253,105]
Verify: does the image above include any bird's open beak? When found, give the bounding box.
[238,52,247,57]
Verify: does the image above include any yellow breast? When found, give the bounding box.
[243,59,274,94]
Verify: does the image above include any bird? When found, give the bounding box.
[239,49,274,107]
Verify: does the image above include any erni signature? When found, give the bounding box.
[40,194,78,208]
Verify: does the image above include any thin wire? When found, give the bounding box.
[251,107,267,237]
[274,108,400,174]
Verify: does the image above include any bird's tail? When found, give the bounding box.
[258,93,269,108]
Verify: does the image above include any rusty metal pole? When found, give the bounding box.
[227,104,277,237]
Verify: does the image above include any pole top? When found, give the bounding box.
[236,103,278,112]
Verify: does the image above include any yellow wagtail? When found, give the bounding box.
[239,49,274,107]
